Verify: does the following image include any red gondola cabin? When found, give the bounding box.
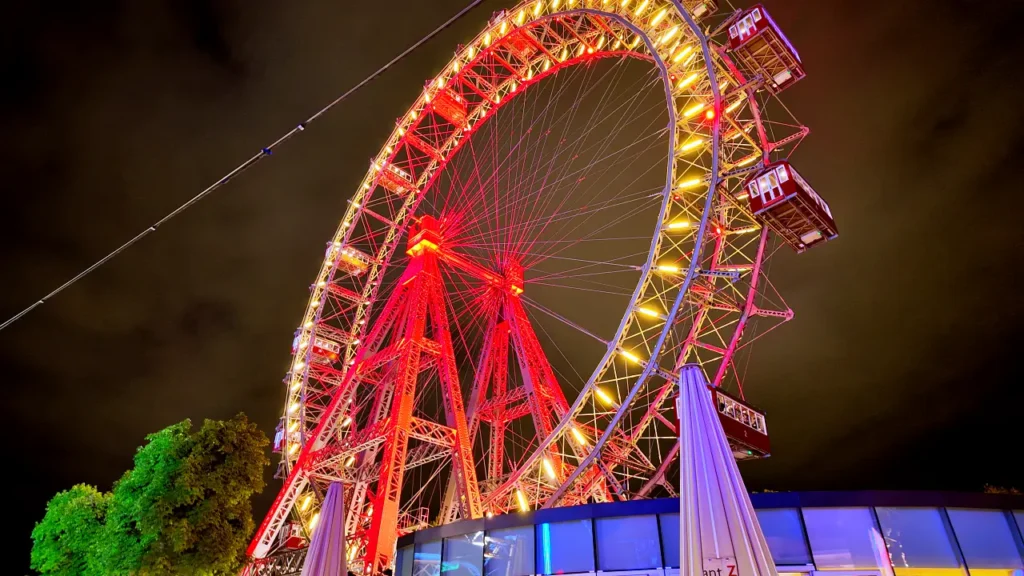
[745,161,837,252]
[376,162,417,196]
[710,387,770,460]
[726,5,804,93]
[674,387,770,460]
[281,522,308,550]
[431,88,469,128]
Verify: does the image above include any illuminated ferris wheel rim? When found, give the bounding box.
[285,2,719,461]
[256,0,816,565]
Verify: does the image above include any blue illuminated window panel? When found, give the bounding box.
[535,519,595,575]
[756,508,813,566]
[484,526,534,576]
[946,509,1024,572]
[595,515,662,570]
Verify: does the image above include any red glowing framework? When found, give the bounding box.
[247,2,840,573]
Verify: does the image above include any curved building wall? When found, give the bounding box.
[396,492,1024,576]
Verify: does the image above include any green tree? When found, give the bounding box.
[100,413,269,575]
[30,484,110,576]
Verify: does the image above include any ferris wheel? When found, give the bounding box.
[251,0,837,573]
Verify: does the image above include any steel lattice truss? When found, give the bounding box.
[249,1,825,573]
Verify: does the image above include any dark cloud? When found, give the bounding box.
[3,0,1023,571]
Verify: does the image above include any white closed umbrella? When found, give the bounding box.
[677,364,777,576]
[300,482,347,576]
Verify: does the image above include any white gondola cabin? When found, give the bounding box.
[272,419,301,454]
[745,161,837,252]
[325,243,371,276]
[726,5,804,93]
[683,0,718,20]
[291,334,342,364]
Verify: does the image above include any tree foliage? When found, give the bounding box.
[30,484,110,576]
[31,413,269,576]
[983,484,1022,495]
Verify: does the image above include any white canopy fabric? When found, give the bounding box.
[677,364,777,576]
[300,481,347,576]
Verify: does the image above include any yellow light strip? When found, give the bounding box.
[676,177,702,189]
[516,489,530,512]
[673,45,693,63]
[637,307,661,318]
[595,386,617,405]
[676,72,700,90]
[679,138,703,152]
[542,457,557,480]
[683,102,705,118]
[620,350,642,363]
[571,425,588,445]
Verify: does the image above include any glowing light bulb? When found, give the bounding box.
[342,416,352,427]
[659,25,679,45]
[309,512,320,531]
[594,387,616,406]
[620,350,641,364]
[542,457,557,480]
[667,220,691,230]
[637,307,660,318]
[650,7,667,25]
[288,442,299,455]
[288,402,300,414]
[571,426,588,445]
[345,456,356,467]
[516,489,530,512]
[683,102,705,118]
[288,420,299,433]
[676,177,702,189]
[676,72,700,90]
[673,45,693,63]
[679,138,703,152]
[658,264,680,273]
[300,494,313,511]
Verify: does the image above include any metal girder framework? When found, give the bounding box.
[253,0,834,572]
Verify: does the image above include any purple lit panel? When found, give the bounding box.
[946,509,1024,571]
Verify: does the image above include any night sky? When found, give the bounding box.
[4,0,1023,571]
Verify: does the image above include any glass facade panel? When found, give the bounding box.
[947,509,1024,575]
[875,507,965,576]
[595,515,662,570]
[535,519,596,575]
[397,545,415,576]
[444,532,484,576]
[660,513,681,568]
[756,508,813,565]
[414,540,443,576]
[803,507,892,570]
[485,526,535,576]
